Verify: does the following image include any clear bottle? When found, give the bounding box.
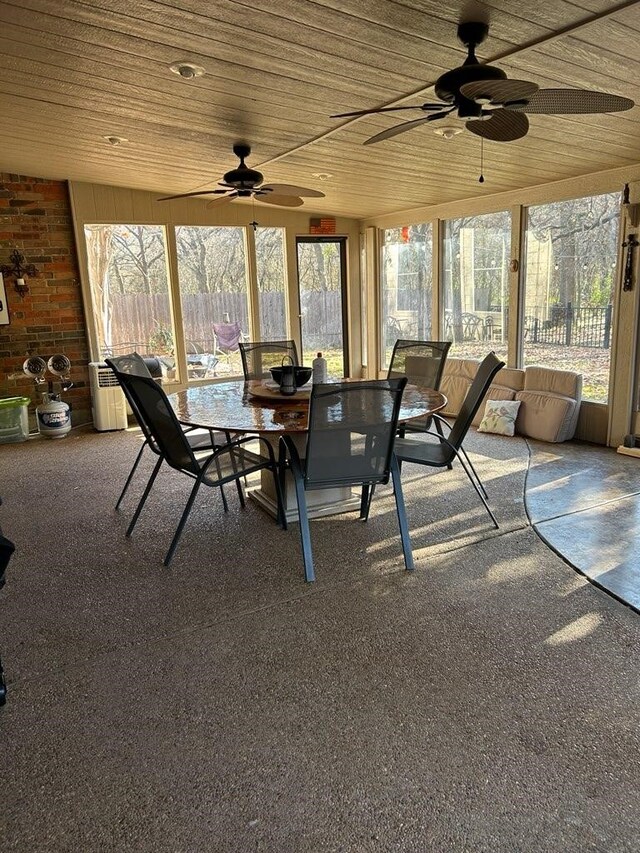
[312,352,328,383]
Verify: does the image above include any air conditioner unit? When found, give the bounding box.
[88,362,128,431]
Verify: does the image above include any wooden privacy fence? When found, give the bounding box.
[107,291,343,352]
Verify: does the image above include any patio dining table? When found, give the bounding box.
[169,379,447,521]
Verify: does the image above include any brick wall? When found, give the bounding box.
[0,174,91,429]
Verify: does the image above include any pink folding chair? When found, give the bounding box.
[213,321,243,372]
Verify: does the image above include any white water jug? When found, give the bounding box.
[312,352,328,383]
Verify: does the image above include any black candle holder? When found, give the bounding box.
[0,249,38,297]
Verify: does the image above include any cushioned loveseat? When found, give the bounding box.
[439,357,582,443]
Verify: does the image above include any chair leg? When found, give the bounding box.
[272,466,286,530]
[227,441,246,509]
[211,456,231,511]
[292,475,315,582]
[115,442,147,510]
[460,446,488,498]
[164,478,203,567]
[456,452,499,529]
[434,419,453,469]
[359,485,370,519]
[360,484,375,521]
[278,453,289,532]
[391,455,414,571]
[126,455,163,537]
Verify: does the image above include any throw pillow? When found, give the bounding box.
[477,399,521,437]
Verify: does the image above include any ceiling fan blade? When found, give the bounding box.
[364,110,453,145]
[205,193,236,208]
[510,88,634,114]
[256,194,305,208]
[260,183,325,198]
[460,79,539,106]
[157,189,226,201]
[332,103,445,118]
[466,110,529,142]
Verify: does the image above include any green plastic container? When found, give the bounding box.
[0,397,30,443]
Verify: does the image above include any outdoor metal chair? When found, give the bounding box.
[278,378,412,583]
[461,312,484,341]
[106,353,231,517]
[186,341,219,378]
[392,351,505,529]
[108,365,285,566]
[239,340,299,380]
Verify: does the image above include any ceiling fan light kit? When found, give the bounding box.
[332,20,634,145]
[433,125,464,139]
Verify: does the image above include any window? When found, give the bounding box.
[255,227,287,340]
[296,237,347,375]
[381,224,432,369]
[442,211,510,361]
[523,193,619,403]
[175,225,250,378]
[84,224,177,374]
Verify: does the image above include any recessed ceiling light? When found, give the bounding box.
[103,135,128,146]
[312,172,333,181]
[169,62,206,79]
[433,125,464,140]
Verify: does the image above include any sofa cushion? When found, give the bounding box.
[524,365,581,398]
[440,358,482,416]
[440,374,471,416]
[515,390,579,442]
[496,367,525,393]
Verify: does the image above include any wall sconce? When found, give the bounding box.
[0,249,38,297]
[622,183,640,228]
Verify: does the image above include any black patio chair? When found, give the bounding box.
[388,339,451,435]
[108,366,285,566]
[393,351,505,529]
[278,378,412,583]
[239,340,299,380]
[106,353,233,515]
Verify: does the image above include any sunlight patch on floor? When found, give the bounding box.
[545,612,603,645]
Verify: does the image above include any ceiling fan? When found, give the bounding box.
[331,21,634,145]
[158,143,325,207]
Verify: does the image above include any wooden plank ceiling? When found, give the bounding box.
[0,0,638,218]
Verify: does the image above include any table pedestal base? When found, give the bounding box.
[248,433,361,522]
[250,473,361,523]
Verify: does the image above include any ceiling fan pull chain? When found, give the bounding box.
[479,138,485,184]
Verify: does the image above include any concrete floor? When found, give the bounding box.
[526,440,640,612]
[1,429,639,851]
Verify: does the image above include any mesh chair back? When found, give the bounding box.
[304,379,407,489]
[388,340,451,389]
[449,352,505,449]
[106,353,156,445]
[114,371,200,474]
[239,340,299,380]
